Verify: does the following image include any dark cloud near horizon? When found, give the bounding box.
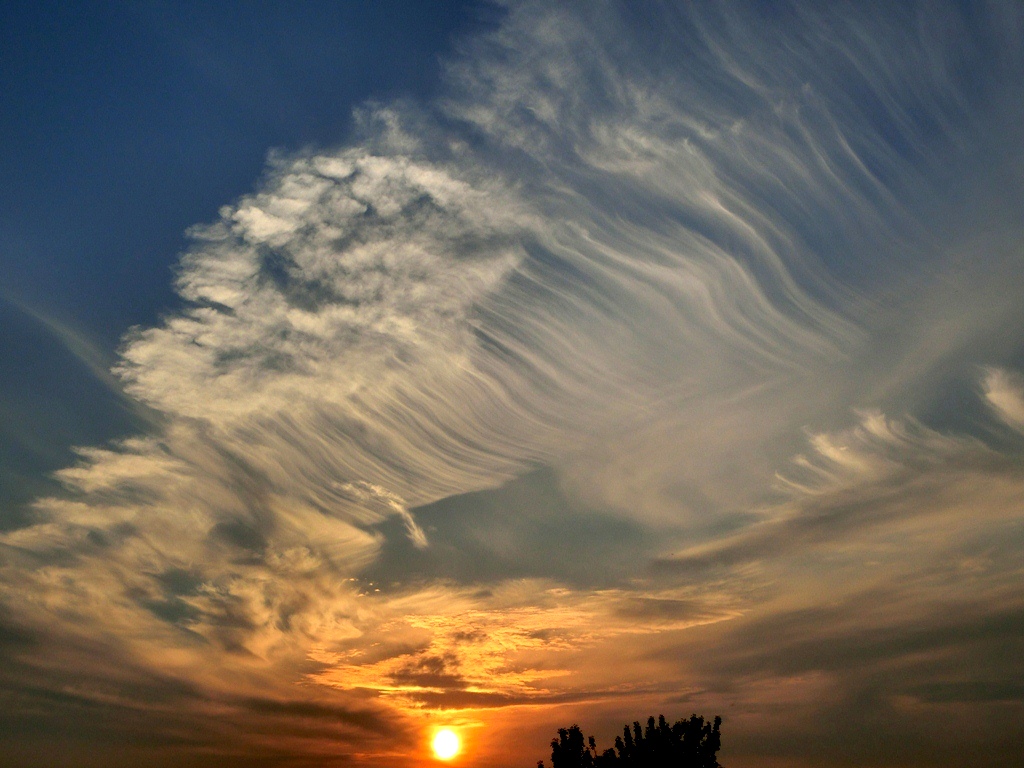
[0,616,404,768]
[685,597,1024,768]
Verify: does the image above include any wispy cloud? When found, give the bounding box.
[983,366,1024,430]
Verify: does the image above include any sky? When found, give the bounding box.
[1,2,1023,767]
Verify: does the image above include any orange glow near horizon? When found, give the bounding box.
[432,729,461,761]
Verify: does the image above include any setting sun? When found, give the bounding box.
[432,729,460,760]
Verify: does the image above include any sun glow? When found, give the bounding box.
[432,729,460,761]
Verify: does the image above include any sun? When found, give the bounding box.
[432,729,460,761]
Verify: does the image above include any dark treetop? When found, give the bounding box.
[540,714,722,768]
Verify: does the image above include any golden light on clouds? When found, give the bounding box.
[307,582,739,716]
[432,729,460,760]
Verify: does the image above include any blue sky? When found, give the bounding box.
[1,3,1023,767]
[0,0,482,521]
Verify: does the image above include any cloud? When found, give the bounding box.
[644,595,1024,768]
[1,1,1024,766]
[360,468,663,589]
[640,394,1024,766]
[309,579,738,715]
[983,366,1024,430]
[655,403,1022,577]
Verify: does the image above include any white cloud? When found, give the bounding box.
[982,366,1024,430]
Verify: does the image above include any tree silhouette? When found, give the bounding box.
[539,714,721,768]
[548,724,597,768]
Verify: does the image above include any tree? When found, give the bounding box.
[539,714,722,768]
[549,725,596,768]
